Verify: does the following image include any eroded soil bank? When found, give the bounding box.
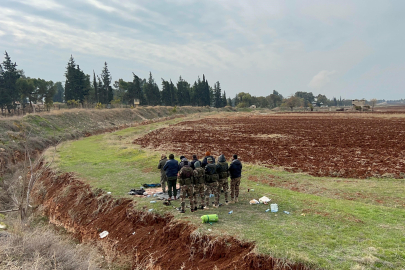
[32,166,310,270]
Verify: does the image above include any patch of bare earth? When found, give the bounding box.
[134,115,405,179]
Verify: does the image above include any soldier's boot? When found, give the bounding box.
[203,206,210,210]
[225,201,229,205]
[181,201,186,213]
[235,197,238,203]
[213,204,219,208]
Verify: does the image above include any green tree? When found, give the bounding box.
[161,79,171,106]
[92,71,98,103]
[227,97,232,107]
[0,52,21,112]
[169,80,177,106]
[17,77,36,106]
[64,56,89,104]
[283,96,303,111]
[132,73,145,105]
[144,72,160,105]
[177,76,190,106]
[222,90,227,107]
[64,55,76,102]
[294,91,314,107]
[213,81,222,108]
[53,82,64,103]
[266,90,283,108]
[316,94,329,106]
[201,75,210,106]
[100,62,113,104]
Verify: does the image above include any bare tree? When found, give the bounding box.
[370,98,377,112]
[0,125,58,223]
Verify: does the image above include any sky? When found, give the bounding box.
[1,0,404,100]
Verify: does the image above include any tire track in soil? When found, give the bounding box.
[134,115,405,179]
[32,167,310,270]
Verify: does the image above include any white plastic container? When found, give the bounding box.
[270,204,278,213]
[99,231,109,238]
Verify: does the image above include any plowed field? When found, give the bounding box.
[134,114,405,178]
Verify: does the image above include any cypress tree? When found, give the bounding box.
[161,79,170,106]
[177,76,190,106]
[170,80,177,106]
[93,71,98,103]
[144,72,160,105]
[222,90,227,107]
[64,55,76,102]
[53,82,64,103]
[101,62,112,104]
[1,52,20,112]
[214,81,222,108]
[97,76,104,104]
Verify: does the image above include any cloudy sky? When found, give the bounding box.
[1,0,404,100]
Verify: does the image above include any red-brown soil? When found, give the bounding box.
[32,167,309,270]
[134,115,405,179]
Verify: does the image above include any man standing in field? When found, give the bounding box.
[157,154,168,193]
[193,161,205,210]
[178,160,195,213]
[202,151,216,167]
[163,154,179,200]
[229,154,242,203]
[190,154,199,169]
[204,157,219,208]
[216,154,230,205]
[178,155,186,169]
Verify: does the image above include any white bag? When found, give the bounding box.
[259,196,271,204]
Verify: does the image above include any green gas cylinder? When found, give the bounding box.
[201,214,218,223]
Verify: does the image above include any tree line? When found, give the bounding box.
[0,52,366,113]
[0,52,57,113]
[63,55,224,108]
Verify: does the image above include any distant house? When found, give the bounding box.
[352,99,366,110]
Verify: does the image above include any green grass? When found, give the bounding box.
[45,118,405,270]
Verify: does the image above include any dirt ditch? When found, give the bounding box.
[134,115,405,179]
[32,166,310,270]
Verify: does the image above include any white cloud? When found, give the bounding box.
[308,70,336,90]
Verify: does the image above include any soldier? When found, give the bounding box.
[157,154,168,193]
[204,157,219,209]
[163,154,179,200]
[193,161,205,210]
[229,154,242,203]
[202,151,216,167]
[216,154,230,205]
[178,156,186,169]
[190,155,199,170]
[178,160,195,213]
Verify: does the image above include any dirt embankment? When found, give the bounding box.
[32,166,309,270]
[0,106,214,174]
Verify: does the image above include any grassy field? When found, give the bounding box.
[44,116,405,270]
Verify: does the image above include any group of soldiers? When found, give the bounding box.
[158,151,243,213]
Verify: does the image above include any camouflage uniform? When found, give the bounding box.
[193,163,206,208]
[178,165,194,212]
[216,156,229,203]
[205,162,219,207]
[230,177,241,200]
[157,157,168,193]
